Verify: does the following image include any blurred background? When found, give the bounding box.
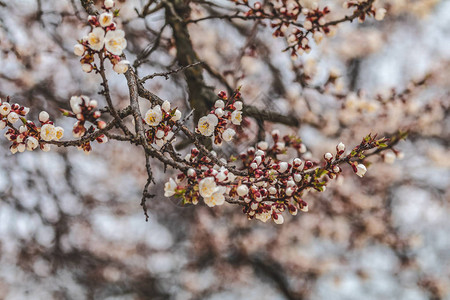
[0,0,449,299]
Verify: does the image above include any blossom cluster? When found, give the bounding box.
[0,97,63,154]
[231,0,386,58]
[74,0,129,74]
[196,91,243,145]
[162,131,313,224]
[343,1,387,22]
[144,100,182,148]
[164,147,236,208]
[164,111,395,224]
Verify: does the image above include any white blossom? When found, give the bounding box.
[286,187,294,196]
[87,27,105,51]
[26,136,39,151]
[276,142,286,151]
[70,96,83,114]
[304,20,313,30]
[216,170,227,182]
[55,126,64,140]
[41,143,51,152]
[271,129,280,137]
[215,108,224,117]
[324,152,333,160]
[164,178,177,197]
[10,145,18,154]
[257,141,268,150]
[278,162,289,173]
[215,100,224,108]
[197,114,218,136]
[288,34,297,44]
[203,186,226,207]
[171,109,182,122]
[144,105,163,126]
[375,8,387,21]
[155,139,164,148]
[17,143,26,153]
[165,131,174,142]
[0,120,6,130]
[74,44,85,56]
[313,31,323,44]
[255,150,265,157]
[199,177,218,198]
[0,102,11,116]
[7,112,19,124]
[88,100,97,108]
[105,29,127,56]
[113,60,129,74]
[237,185,249,196]
[226,172,236,183]
[39,111,50,123]
[300,204,308,212]
[187,168,196,177]
[337,142,345,152]
[234,101,243,110]
[104,0,114,9]
[273,214,284,225]
[162,100,171,112]
[17,134,25,143]
[99,12,113,27]
[384,152,396,164]
[255,209,272,223]
[40,124,57,141]
[355,164,367,177]
[155,129,165,139]
[230,110,242,125]
[222,128,235,142]
[82,64,93,73]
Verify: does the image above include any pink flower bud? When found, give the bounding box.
[355,164,367,177]
[97,121,106,129]
[337,142,345,153]
[278,162,289,173]
[187,168,196,177]
[324,152,333,160]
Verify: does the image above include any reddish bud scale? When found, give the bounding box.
[218,91,227,99]
[304,161,313,169]
[191,148,199,157]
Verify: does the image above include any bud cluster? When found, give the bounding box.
[162,124,398,224]
[231,0,386,59]
[164,147,236,208]
[67,95,107,153]
[74,0,129,74]
[196,91,243,145]
[161,131,309,224]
